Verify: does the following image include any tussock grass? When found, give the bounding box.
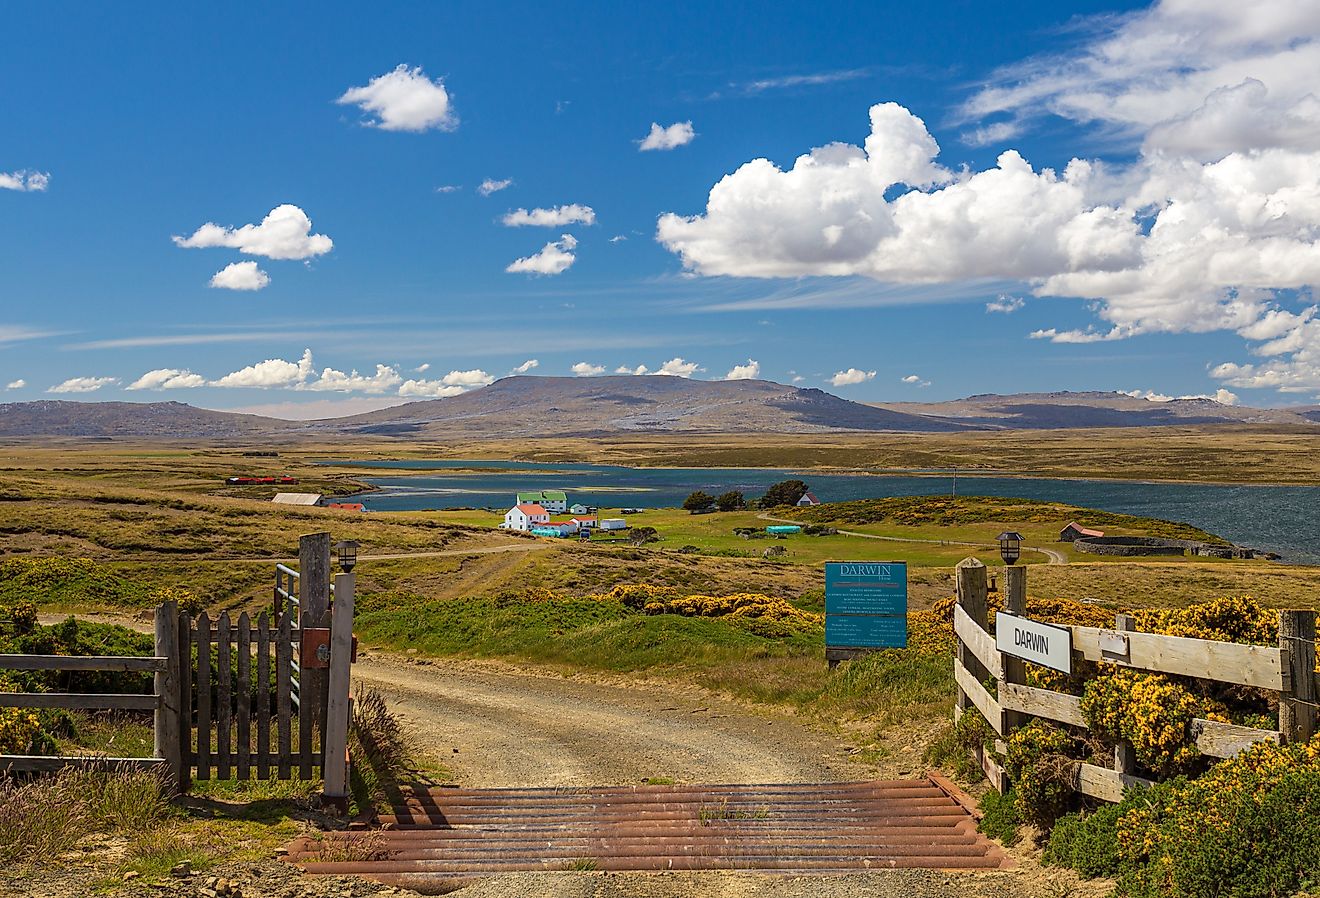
[349,685,415,814]
[0,763,167,868]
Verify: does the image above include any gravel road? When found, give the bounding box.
[353,654,873,787]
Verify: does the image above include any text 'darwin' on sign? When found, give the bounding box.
[995,611,1073,674]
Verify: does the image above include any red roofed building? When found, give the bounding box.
[1060,521,1105,542]
[796,491,821,507]
[502,503,550,531]
[326,502,365,512]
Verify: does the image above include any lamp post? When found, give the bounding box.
[997,531,1023,566]
[334,539,358,573]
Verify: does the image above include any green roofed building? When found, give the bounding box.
[516,490,568,512]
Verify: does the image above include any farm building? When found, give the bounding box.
[272,492,323,506]
[796,491,821,507]
[569,503,591,515]
[1060,521,1105,542]
[530,526,571,538]
[599,518,627,531]
[502,503,550,531]
[325,502,365,512]
[517,490,568,513]
[570,516,597,529]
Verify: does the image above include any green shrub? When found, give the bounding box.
[1117,746,1320,898]
[978,787,1022,846]
[1045,802,1124,877]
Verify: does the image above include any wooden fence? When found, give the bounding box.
[951,557,1319,801]
[1,532,356,804]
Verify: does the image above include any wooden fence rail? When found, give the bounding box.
[951,557,1318,803]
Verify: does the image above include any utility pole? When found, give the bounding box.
[952,465,958,497]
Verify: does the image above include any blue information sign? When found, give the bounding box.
[824,561,907,650]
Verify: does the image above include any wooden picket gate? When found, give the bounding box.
[1,532,356,805]
[951,557,1318,800]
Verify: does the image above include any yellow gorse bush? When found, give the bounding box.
[1116,734,1320,875]
[0,708,41,754]
[1080,669,1206,776]
[592,585,822,631]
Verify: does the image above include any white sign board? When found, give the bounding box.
[995,612,1073,674]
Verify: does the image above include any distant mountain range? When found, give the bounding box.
[1,379,1317,439]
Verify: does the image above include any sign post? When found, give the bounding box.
[824,561,908,666]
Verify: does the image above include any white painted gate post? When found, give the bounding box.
[322,571,355,809]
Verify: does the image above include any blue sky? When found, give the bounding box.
[4,0,1320,416]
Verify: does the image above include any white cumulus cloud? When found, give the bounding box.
[657,357,702,377]
[1123,388,1240,405]
[212,349,315,389]
[501,204,596,227]
[512,359,539,374]
[6,379,26,390]
[830,368,875,387]
[986,294,1025,314]
[397,368,491,398]
[615,364,650,375]
[174,205,333,260]
[209,261,271,291]
[127,369,206,390]
[723,359,761,380]
[478,178,513,196]
[571,362,605,377]
[305,365,403,394]
[901,374,932,387]
[48,376,117,394]
[639,121,696,151]
[0,170,49,191]
[336,64,457,132]
[506,234,577,275]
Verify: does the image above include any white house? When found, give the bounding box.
[517,490,567,513]
[796,491,821,507]
[502,503,550,531]
[569,516,597,530]
[569,503,590,515]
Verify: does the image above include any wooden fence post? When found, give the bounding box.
[1001,565,1028,733]
[955,558,989,720]
[322,572,355,809]
[154,602,183,794]
[1113,614,1139,774]
[299,532,331,774]
[1280,610,1317,743]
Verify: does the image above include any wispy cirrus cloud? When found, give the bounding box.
[737,68,868,95]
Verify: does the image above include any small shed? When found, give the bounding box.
[569,503,590,515]
[599,518,627,531]
[272,492,323,506]
[1060,521,1105,542]
[325,502,365,512]
[796,491,821,507]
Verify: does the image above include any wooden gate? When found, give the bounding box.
[1,532,356,805]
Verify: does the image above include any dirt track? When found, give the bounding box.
[353,654,875,787]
